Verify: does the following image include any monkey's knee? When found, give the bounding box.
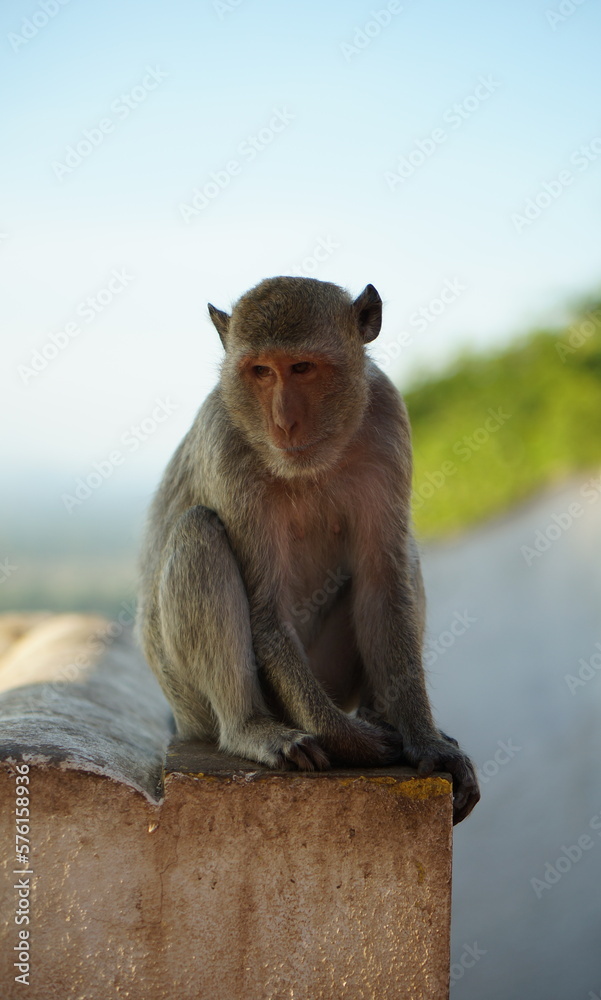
[159,505,239,625]
[156,504,261,728]
[169,504,228,555]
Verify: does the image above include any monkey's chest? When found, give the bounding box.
[283,514,350,640]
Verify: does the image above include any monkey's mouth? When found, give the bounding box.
[276,438,324,455]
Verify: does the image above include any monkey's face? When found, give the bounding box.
[210,277,383,479]
[229,346,367,478]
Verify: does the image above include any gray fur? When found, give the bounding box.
[137,277,480,822]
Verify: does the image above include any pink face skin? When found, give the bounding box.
[239,351,332,455]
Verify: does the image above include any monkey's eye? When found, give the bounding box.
[253,365,273,378]
[291,362,314,374]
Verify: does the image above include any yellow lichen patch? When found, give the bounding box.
[388,777,451,799]
[336,775,451,798]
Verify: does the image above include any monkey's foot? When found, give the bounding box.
[317,715,405,769]
[403,735,481,825]
[222,718,330,772]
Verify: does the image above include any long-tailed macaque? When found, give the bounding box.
[137,277,480,823]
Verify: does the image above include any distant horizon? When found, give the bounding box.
[6,284,599,487]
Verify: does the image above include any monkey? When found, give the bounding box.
[137,276,480,824]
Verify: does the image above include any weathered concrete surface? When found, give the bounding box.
[0,614,453,1000]
[0,613,173,799]
[160,747,453,1000]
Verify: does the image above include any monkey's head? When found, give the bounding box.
[208,277,382,479]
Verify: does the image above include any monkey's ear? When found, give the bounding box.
[207,303,231,346]
[352,284,382,343]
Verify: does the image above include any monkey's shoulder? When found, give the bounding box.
[366,361,410,417]
[359,362,412,462]
[171,390,259,507]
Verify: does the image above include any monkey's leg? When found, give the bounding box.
[157,506,329,771]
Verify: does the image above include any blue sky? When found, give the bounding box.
[2,0,601,487]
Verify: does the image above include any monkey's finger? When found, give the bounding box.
[452,785,480,825]
[444,759,480,825]
[369,725,404,763]
[438,731,460,748]
[302,738,330,771]
[273,751,294,771]
[417,757,436,777]
[285,737,330,772]
[452,784,470,817]
[285,745,316,771]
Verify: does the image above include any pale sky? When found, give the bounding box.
[2,0,600,492]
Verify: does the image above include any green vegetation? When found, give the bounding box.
[404,299,601,539]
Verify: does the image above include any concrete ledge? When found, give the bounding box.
[0,613,173,800]
[0,615,453,999]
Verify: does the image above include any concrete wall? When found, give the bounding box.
[0,614,453,999]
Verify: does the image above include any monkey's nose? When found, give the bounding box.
[274,418,298,439]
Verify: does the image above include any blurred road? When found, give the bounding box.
[422,476,601,999]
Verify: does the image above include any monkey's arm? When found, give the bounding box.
[249,601,403,768]
[352,535,480,825]
[351,379,479,822]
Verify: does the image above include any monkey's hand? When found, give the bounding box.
[227,718,331,772]
[318,713,405,768]
[271,730,331,772]
[403,733,480,825]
